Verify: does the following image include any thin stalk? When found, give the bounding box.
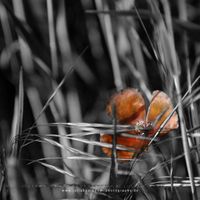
[109,104,118,188]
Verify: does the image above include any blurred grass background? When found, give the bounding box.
[0,0,200,199]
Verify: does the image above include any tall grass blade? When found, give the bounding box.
[95,0,123,91]
[47,0,58,77]
[11,67,24,157]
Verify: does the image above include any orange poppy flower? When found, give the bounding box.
[100,88,179,159]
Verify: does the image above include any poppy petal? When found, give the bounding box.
[146,90,179,136]
[106,88,146,124]
[100,134,148,159]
